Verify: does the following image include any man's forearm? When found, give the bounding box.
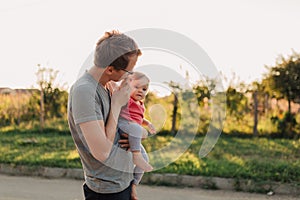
[105,106,121,142]
[80,120,114,162]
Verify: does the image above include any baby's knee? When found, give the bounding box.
[128,123,143,137]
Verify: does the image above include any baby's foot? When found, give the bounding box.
[131,184,138,200]
[132,152,153,172]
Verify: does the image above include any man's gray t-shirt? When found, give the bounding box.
[68,72,134,193]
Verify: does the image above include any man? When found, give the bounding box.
[68,30,142,200]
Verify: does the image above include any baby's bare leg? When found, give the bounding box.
[132,151,153,172]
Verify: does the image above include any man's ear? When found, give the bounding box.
[105,66,115,75]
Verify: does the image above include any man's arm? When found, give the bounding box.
[105,103,122,142]
[79,78,131,162]
[80,120,113,162]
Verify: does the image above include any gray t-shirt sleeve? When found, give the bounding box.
[72,83,103,124]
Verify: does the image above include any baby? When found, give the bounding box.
[118,71,156,199]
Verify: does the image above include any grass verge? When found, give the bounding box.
[0,128,299,184]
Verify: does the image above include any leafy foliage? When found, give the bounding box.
[0,67,68,128]
[264,51,300,110]
[226,86,250,121]
[271,112,298,138]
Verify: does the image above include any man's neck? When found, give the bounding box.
[88,66,108,86]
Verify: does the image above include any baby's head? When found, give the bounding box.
[129,72,150,101]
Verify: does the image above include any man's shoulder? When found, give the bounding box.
[71,74,96,92]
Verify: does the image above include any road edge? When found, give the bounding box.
[0,163,299,196]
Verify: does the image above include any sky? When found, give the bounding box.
[1,0,300,91]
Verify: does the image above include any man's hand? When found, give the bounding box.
[118,133,130,149]
[111,78,132,108]
[106,81,118,94]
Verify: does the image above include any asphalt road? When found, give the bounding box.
[0,174,298,200]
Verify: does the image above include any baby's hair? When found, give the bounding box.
[131,72,150,83]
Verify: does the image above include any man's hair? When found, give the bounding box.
[94,30,142,70]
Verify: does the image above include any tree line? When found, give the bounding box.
[0,51,299,138]
[0,66,68,131]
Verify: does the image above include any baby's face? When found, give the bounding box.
[130,77,149,101]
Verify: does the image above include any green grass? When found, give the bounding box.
[0,129,81,168]
[146,135,300,183]
[0,127,299,184]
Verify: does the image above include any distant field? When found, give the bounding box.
[0,128,299,184]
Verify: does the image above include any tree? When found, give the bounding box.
[35,65,68,131]
[226,86,249,121]
[193,84,210,106]
[168,81,181,135]
[252,90,259,136]
[249,81,265,137]
[265,51,300,113]
[264,50,300,137]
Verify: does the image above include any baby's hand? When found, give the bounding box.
[148,123,156,134]
[142,128,148,139]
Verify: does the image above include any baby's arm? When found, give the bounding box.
[142,119,156,134]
